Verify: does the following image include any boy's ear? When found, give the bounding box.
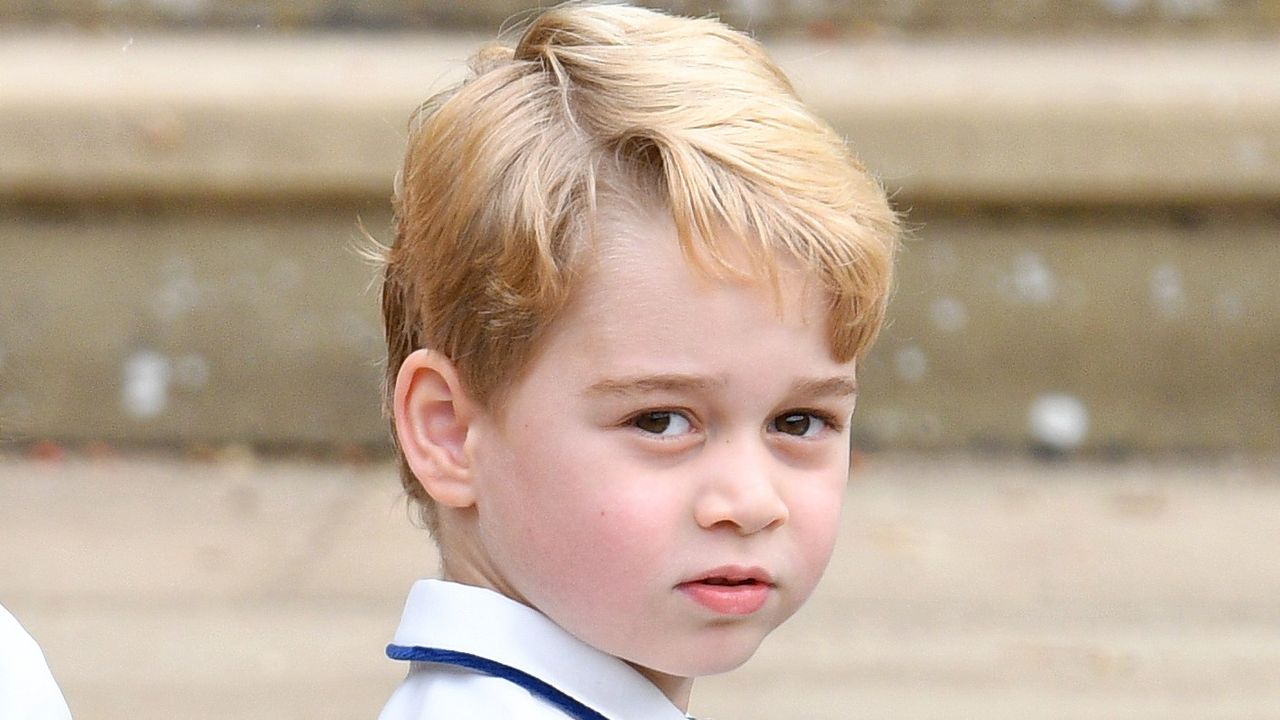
[393,349,479,509]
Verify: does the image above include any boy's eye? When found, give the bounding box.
[632,411,692,437]
[772,412,827,438]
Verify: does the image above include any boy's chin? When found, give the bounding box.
[633,633,770,679]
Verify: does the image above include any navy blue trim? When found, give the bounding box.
[387,644,610,720]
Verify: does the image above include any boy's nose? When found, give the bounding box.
[693,438,789,535]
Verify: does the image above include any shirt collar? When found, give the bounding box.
[389,579,689,720]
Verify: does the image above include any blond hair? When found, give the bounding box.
[382,2,897,529]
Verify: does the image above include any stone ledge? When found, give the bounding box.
[2,33,1278,204]
[5,0,1280,36]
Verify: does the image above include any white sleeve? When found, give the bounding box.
[0,603,73,720]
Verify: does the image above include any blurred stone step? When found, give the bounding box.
[1,33,1278,205]
[1,203,1276,452]
[7,455,1280,719]
[3,0,1280,36]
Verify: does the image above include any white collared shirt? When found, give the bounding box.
[378,579,692,720]
[0,603,73,720]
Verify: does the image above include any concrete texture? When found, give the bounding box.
[3,453,1278,719]
[2,34,1279,204]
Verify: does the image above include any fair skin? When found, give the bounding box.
[394,207,858,711]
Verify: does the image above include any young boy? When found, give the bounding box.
[377,3,896,717]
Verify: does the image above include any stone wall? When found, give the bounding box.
[1,28,1277,454]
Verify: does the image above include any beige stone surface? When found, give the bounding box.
[4,0,1280,35]
[0,202,391,447]
[3,453,1278,718]
[859,207,1280,452]
[1,34,1278,204]
[3,204,1276,451]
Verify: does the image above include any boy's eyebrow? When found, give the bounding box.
[583,374,858,398]
[585,374,725,397]
[791,376,859,398]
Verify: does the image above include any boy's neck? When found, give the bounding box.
[627,662,693,712]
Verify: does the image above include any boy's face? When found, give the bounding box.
[458,208,857,694]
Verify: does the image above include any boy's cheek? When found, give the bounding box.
[805,504,845,566]
[547,486,675,559]
[501,495,675,625]
[494,464,666,556]
[783,478,847,564]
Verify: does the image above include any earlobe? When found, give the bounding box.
[393,349,478,509]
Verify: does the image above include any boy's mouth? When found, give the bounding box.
[677,566,775,614]
[682,565,775,587]
[700,577,760,586]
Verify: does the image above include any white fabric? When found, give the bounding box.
[378,579,689,720]
[0,603,73,720]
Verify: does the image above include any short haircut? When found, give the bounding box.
[381,2,898,530]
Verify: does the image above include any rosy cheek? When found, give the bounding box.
[578,495,673,575]
[519,482,637,566]
[789,483,846,575]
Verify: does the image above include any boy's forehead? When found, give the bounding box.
[555,208,834,358]
[517,234,855,413]
[587,201,819,298]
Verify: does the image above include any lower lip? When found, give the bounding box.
[679,582,771,615]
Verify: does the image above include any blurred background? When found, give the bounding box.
[1,1,1278,718]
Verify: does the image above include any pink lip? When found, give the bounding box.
[677,566,775,616]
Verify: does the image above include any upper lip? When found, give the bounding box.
[679,565,775,587]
